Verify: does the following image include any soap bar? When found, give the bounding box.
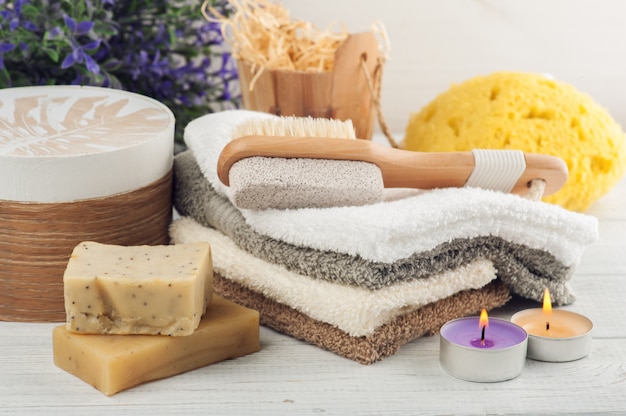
[53,296,260,396]
[64,241,212,336]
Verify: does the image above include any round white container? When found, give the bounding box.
[0,85,175,321]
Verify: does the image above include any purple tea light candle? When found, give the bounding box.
[439,309,528,382]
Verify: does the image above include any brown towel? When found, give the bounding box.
[213,274,511,365]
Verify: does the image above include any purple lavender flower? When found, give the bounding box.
[59,15,101,74]
[47,26,63,39]
[1,0,240,144]
[0,41,15,70]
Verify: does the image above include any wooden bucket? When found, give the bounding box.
[236,32,383,140]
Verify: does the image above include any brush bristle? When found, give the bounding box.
[232,116,357,140]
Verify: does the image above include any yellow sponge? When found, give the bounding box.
[402,72,626,211]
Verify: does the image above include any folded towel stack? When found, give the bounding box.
[170,110,599,364]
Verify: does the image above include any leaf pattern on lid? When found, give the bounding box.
[0,91,172,156]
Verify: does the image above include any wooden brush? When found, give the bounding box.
[217,117,568,210]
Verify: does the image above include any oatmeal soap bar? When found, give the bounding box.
[64,241,213,336]
[53,296,260,396]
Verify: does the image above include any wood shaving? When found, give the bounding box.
[202,0,349,74]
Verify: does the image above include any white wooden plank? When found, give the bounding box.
[576,219,626,276]
[585,177,626,221]
[1,325,625,415]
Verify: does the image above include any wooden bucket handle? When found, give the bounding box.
[331,32,383,141]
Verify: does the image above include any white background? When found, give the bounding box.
[281,0,626,135]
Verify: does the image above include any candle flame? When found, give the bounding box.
[479,308,489,329]
[542,288,552,317]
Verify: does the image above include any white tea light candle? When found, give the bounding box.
[511,289,592,362]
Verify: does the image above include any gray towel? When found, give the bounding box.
[173,151,574,304]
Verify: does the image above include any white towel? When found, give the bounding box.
[185,110,599,266]
[169,217,497,337]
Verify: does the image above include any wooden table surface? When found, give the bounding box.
[1,176,625,416]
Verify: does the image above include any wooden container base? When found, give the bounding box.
[0,170,173,322]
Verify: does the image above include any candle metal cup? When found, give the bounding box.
[439,317,528,382]
[511,309,593,362]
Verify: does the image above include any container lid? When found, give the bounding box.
[0,85,174,202]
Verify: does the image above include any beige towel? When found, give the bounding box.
[170,217,498,336]
[214,274,511,365]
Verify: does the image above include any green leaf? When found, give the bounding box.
[75,1,86,18]
[42,48,60,63]
[0,69,11,89]
[168,26,178,46]
[20,4,40,20]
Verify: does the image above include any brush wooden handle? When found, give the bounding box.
[217,136,568,196]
